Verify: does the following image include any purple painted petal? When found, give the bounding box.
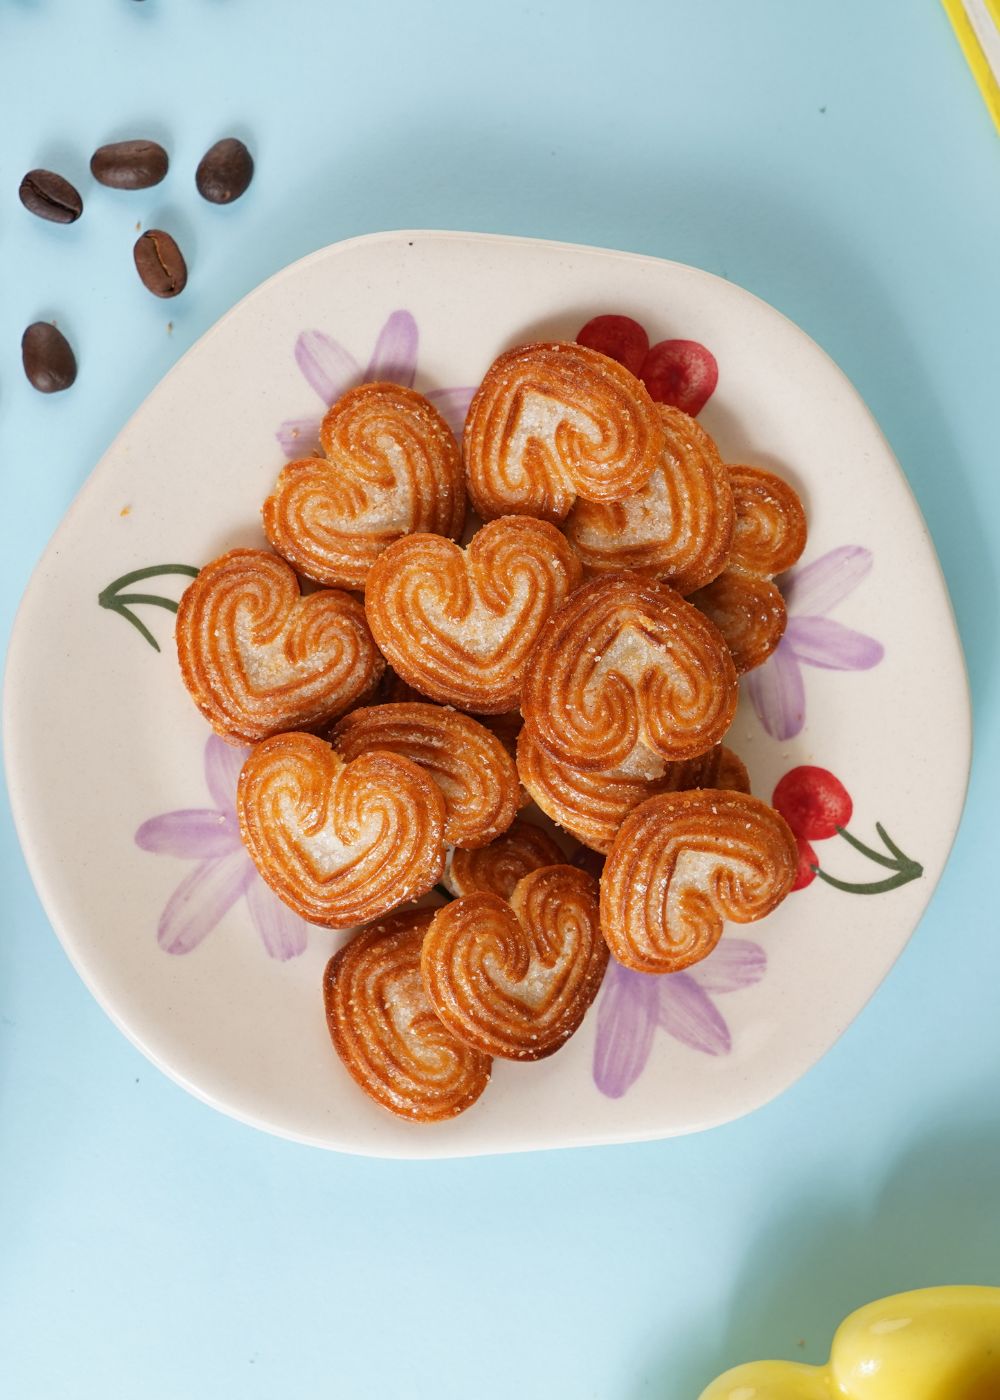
[295,331,360,405]
[276,415,322,460]
[204,735,250,813]
[784,616,884,671]
[745,641,806,740]
[658,973,731,1055]
[245,876,309,961]
[157,851,252,956]
[135,809,239,859]
[688,939,766,993]
[364,310,418,386]
[425,386,475,440]
[781,546,872,616]
[593,960,659,1098]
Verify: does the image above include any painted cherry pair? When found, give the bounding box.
[772,766,921,896]
[576,315,718,417]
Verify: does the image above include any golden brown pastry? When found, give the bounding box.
[516,728,723,854]
[237,732,446,926]
[422,865,608,1060]
[444,818,564,900]
[521,572,738,770]
[600,789,798,974]
[478,710,523,763]
[263,382,465,589]
[690,465,807,673]
[563,404,734,592]
[324,910,491,1122]
[716,745,752,794]
[463,341,664,523]
[726,465,808,576]
[365,516,582,714]
[175,548,384,746]
[688,570,787,674]
[329,702,520,850]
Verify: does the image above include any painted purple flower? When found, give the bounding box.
[746,546,884,742]
[276,310,475,458]
[593,941,767,1098]
[135,735,308,961]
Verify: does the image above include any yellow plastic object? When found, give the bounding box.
[698,1286,1000,1399]
[941,0,1000,134]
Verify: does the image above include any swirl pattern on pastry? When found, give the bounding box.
[176,548,384,746]
[689,570,788,674]
[444,818,564,900]
[521,573,738,770]
[237,732,446,926]
[262,382,465,589]
[600,790,798,974]
[365,516,582,714]
[563,405,735,593]
[463,341,664,524]
[329,702,519,850]
[324,910,491,1122]
[422,865,608,1060]
[516,728,723,854]
[727,465,807,576]
[690,465,806,673]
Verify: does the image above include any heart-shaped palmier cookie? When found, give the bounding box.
[237,732,446,926]
[600,789,798,974]
[422,865,608,1060]
[329,701,520,850]
[444,818,564,899]
[690,465,807,673]
[176,548,384,746]
[365,515,582,714]
[517,729,755,854]
[521,572,738,771]
[563,404,735,593]
[324,909,491,1122]
[463,341,664,524]
[262,382,465,589]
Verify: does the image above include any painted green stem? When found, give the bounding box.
[812,822,923,896]
[98,564,200,652]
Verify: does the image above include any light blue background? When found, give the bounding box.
[2,2,998,1396]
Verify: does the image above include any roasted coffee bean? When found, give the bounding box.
[91,139,168,190]
[195,137,254,204]
[18,169,84,224]
[22,322,77,393]
[133,229,187,297]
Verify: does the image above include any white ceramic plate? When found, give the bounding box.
[4,231,970,1158]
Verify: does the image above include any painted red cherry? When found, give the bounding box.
[576,315,649,377]
[640,339,719,416]
[772,766,853,841]
[792,835,819,891]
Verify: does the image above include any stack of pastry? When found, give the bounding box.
[175,338,804,1124]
